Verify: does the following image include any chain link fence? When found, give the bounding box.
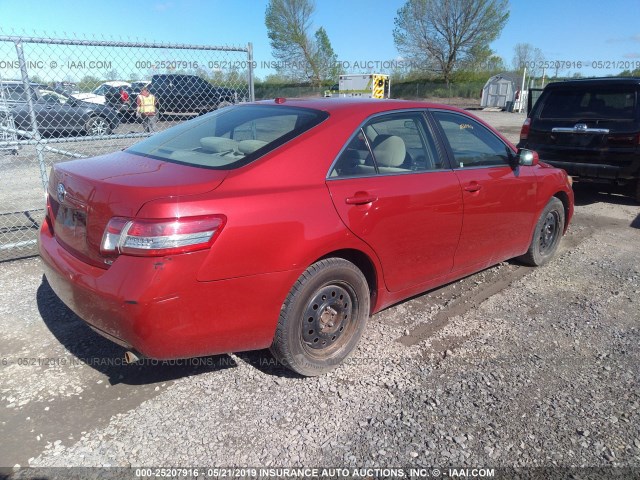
[0,32,254,261]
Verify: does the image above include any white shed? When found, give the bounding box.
[481,73,523,109]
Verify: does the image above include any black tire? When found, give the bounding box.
[85,116,111,136]
[270,258,370,376]
[519,197,565,266]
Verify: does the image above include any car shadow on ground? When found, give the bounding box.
[573,184,639,207]
[234,350,305,379]
[36,275,236,386]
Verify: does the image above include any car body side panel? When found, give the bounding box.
[136,183,365,282]
[453,165,538,270]
[36,99,576,362]
[326,171,463,292]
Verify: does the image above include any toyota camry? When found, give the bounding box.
[39,98,574,376]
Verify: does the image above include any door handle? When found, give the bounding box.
[464,182,482,192]
[345,194,378,205]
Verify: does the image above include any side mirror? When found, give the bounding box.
[517,148,539,166]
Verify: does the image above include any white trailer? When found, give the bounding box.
[331,74,390,99]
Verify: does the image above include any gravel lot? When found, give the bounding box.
[1,109,639,478]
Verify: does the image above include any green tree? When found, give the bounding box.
[313,27,341,83]
[78,75,101,93]
[619,68,640,77]
[265,0,338,86]
[29,74,44,85]
[263,73,290,84]
[393,0,509,84]
[460,45,505,73]
[485,54,506,72]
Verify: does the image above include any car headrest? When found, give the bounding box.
[200,137,238,152]
[372,135,406,167]
[238,139,268,154]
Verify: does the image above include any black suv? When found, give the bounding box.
[518,77,640,201]
[148,74,237,115]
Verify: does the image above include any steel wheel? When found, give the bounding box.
[301,283,356,355]
[519,197,565,266]
[270,258,370,376]
[538,210,561,255]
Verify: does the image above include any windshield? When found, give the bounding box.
[540,87,637,120]
[127,104,328,169]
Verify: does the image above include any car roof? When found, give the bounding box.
[0,81,46,88]
[253,97,468,117]
[544,77,640,89]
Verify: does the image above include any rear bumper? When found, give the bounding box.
[38,222,299,359]
[116,103,135,115]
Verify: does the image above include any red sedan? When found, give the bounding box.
[39,99,574,376]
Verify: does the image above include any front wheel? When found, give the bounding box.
[85,116,111,136]
[270,258,370,376]
[519,197,565,266]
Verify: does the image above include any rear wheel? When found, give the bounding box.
[270,258,370,376]
[85,116,111,136]
[519,197,565,266]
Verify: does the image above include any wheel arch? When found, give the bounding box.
[553,190,571,233]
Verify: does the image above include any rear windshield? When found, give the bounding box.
[127,104,328,169]
[539,88,637,120]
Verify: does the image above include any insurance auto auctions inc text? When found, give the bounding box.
[196,467,496,478]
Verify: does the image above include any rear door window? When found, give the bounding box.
[540,88,637,120]
[330,112,442,177]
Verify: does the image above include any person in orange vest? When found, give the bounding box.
[136,86,157,133]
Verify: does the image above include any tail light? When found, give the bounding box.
[607,133,640,146]
[100,215,226,257]
[45,192,54,232]
[520,118,531,141]
[120,89,129,102]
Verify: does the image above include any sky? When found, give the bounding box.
[0,0,639,81]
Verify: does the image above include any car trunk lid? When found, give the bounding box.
[47,151,228,267]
